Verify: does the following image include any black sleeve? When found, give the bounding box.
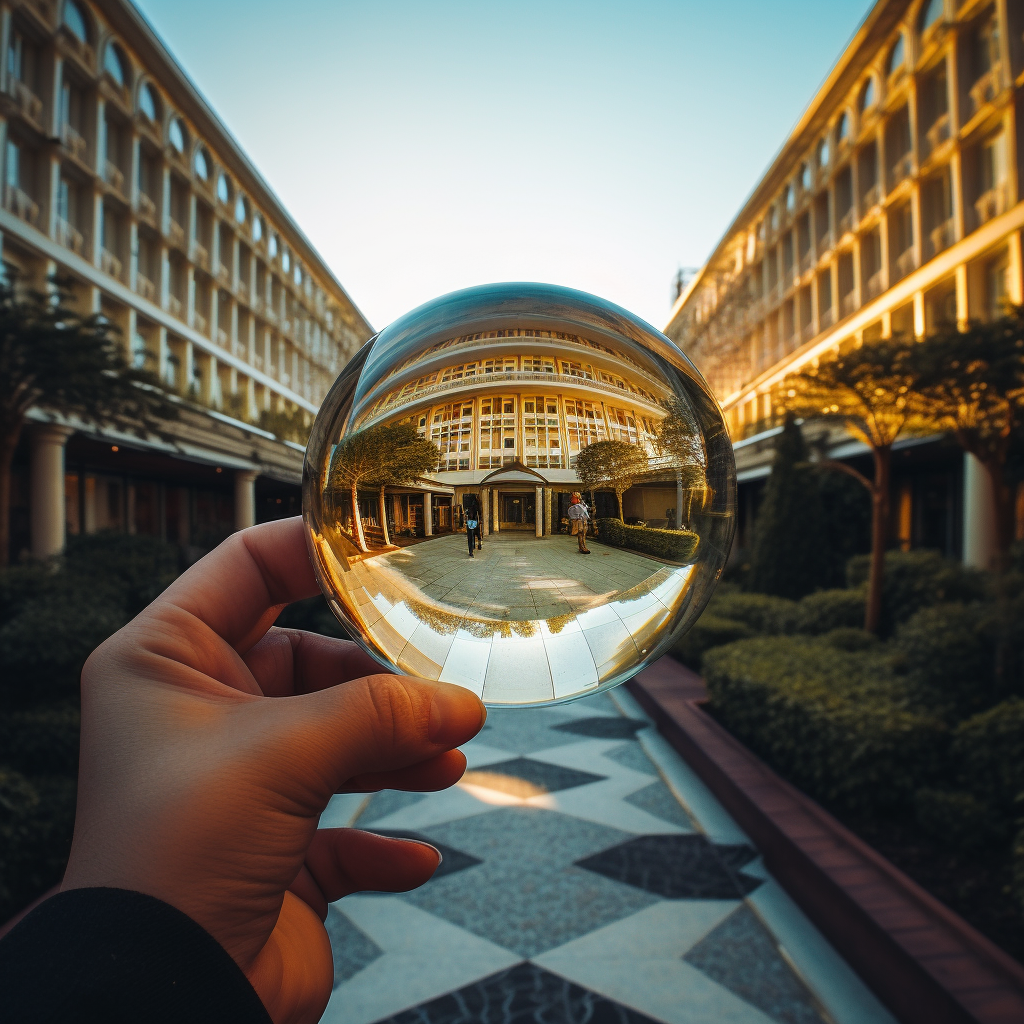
[0,887,273,1024]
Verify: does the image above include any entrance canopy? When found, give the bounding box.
[479,461,550,488]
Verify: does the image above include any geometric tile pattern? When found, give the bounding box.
[576,834,762,900]
[320,688,894,1024]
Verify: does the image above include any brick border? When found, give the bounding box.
[628,657,1024,1024]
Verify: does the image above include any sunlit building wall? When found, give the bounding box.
[1,0,373,560]
[664,0,1023,566]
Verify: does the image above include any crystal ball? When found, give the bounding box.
[303,283,735,707]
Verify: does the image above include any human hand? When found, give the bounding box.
[60,517,486,1024]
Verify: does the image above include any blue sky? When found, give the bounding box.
[133,0,871,332]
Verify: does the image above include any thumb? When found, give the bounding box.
[280,673,486,800]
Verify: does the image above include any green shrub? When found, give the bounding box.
[819,627,879,651]
[951,698,1024,814]
[0,701,80,775]
[914,788,1003,849]
[671,615,754,671]
[703,636,945,813]
[595,519,698,562]
[795,588,866,634]
[896,604,997,720]
[846,549,986,634]
[707,592,798,634]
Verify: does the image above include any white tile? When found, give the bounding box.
[543,629,600,699]
[404,623,457,669]
[319,793,370,829]
[439,637,491,696]
[482,639,554,704]
[383,602,421,642]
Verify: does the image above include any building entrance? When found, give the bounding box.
[500,491,535,529]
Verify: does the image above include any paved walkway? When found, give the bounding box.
[319,687,897,1024]
[337,534,694,704]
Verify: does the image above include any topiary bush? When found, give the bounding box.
[595,519,698,562]
[795,588,866,634]
[670,615,754,671]
[707,592,799,635]
[703,636,945,813]
[951,697,1024,816]
[818,627,879,651]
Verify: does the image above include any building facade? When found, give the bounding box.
[2,0,373,562]
[664,0,1023,567]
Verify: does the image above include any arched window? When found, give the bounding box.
[837,111,850,142]
[193,146,209,181]
[818,137,830,167]
[859,77,876,111]
[769,204,779,232]
[103,42,127,86]
[281,249,290,273]
[216,172,230,204]
[886,34,905,76]
[800,162,812,191]
[252,215,263,243]
[139,82,159,122]
[168,117,186,154]
[920,0,943,33]
[62,1,88,42]
[234,194,247,224]
[784,184,795,212]
[293,262,302,286]
[268,234,278,258]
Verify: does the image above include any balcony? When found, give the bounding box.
[216,327,229,347]
[136,192,157,225]
[819,306,835,330]
[799,249,814,274]
[280,371,291,387]
[60,122,88,164]
[136,273,156,301]
[191,241,210,271]
[864,270,885,300]
[782,266,795,291]
[840,291,858,318]
[974,183,1009,227]
[889,153,913,188]
[860,183,882,212]
[233,340,246,359]
[5,184,39,225]
[924,114,950,156]
[55,217,84,255]
[893,248,918,280]
[838,207,856,235]
[167,219,186,249]
[253,353,264,371]
[167,294,183,320]
[264,307,279,326]
[192,310,209,336]
[4,74,44,129]
[103,160,126,197]
[100,248,124,282]
[969,64,1004,117]
[927,218,954,258]
[215,263,231,286]
[57,27,95,73]
[234,279,249,302]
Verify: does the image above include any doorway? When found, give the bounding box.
[500,491,535,529]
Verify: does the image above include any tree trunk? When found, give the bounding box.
[0,423,22,568]
[864,445,892,635]
[350,479,367,552]
[378,486,391,547]
[675,470,684,530]
[616,489,624,522]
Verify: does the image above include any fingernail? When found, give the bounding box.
[429,685,485,745]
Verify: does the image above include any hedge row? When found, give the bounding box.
[702,637,945,813]
[595,519,698,562]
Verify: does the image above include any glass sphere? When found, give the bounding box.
[303,283,735,707]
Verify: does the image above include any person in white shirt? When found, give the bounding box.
[567,493,591,554]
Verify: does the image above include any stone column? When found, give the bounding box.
[423,492,432,536]
[492,488,499,533]
[963,453,996,570]
[30,424,75,559]
[234,470,258,531]
[676,471,684,530]
[535,486,543,537]
[481,488,490,536]
[544,488,552,535]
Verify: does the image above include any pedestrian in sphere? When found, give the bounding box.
[567,492,591,554]
[466,512,479,556]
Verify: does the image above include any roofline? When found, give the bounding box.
[98,0,375,335]
[664,0,910,334]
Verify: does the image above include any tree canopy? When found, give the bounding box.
[365,424,441,546]
[573,439,649,521]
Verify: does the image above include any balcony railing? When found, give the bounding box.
[974,183,1009,226]
[136,192,157,224]
[168,295,183,319]
[889,152,913,187]
[191,241,210,271]
[927,218,955,258]
[894,248,918,280]
[782,266,795,290]
[136,273,156,301]
[167,219,186,249]
[264,307,279,326]
[103,160,126,196]
[253,353,264,371]
[5,74,44,127]
[864,270,885,300]
[58,27,95,72]
[861,183,882,211]
[838,207,856,235]
[969,64,1004,117]
[100,248,123,282]
[60,121,88,163]
[840,291,858,318]
[55,217,84,255]
[192,310,208,335]
[816,230,833,254]
[5,184,39,225]
[924,113,950,156]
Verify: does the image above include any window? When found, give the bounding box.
[837,112,850,142]
[769,204,779,232]
[919,0,942,34]
[193,146,209,181]
[564,399,606,456]
[430,402,473,470]
[268,234,278,258]
[139,82,158,122]
[523,396,561,468]
[103,43,126,87]
[817,137,830,168]
[886,35,905,76]
[859,77,875,112]
[293,262,302,286]
[6,139,20,190]
[784,184,795,213]
[985,255,1008,320]
[216,172,230,204]
[478,396,515,466]
[168,117,185,154]
[235,194,247,224]
[282,249,290,273]
[252,214,262,243]
[522,356,554,373]
[62,1,88,42]
[607,407,640,445]
[800,162,811,192]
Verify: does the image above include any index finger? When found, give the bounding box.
[156,517,321,651]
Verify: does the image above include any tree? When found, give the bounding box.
[908,309,1024,568]
[777,337,922,633]
[365,424,440,546]
[0,277,176,567]
[654,397,707,529]
[747,415,830,599]
[573,439,649,522]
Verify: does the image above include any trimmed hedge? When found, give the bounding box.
[703,636,945,813]
[795,588,866,634]
[595,519,698,562]
[951,697,1024,814]
[707,592,798,635]
[671,615,754,671]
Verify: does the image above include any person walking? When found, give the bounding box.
[465,511,479,557]
[567,492,591,554]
